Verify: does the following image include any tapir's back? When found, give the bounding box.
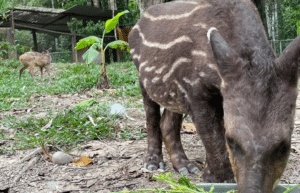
[130,0,224,113]
[129,0,264,114]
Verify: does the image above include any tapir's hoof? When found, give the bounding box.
[144,153,164,171]
[144,162,165,171]
[178,163,202,175]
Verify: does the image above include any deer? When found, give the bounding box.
[129,0,300,192]
[19,48,52,82]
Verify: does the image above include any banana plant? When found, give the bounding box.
[75,10,130,89]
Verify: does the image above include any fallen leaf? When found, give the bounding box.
[88,115,96,127]
[182,123,196,134]
[72,156,93,166]
[41,119,53,131]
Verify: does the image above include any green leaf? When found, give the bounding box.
[105,10,129,34]
[93,42,102,50]
[107,40,130,52]
[82,46,100,64]
[75,99,97,107]
[75,36,102,50]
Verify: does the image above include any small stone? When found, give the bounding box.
[52,151,73,165]
[110,103,126,116]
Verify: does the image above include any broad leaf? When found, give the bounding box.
[105,10,129,34]
[93,42,102,50]
[75,36,102,50]
[107,40,130,52]
[82,46,100,64]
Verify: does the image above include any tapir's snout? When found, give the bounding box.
[229,144,290,193]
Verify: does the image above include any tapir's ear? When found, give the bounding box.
[208,28,241,79]
[277,36,300,85]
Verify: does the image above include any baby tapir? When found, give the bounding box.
[129,0,300,192]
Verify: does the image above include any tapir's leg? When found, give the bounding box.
[160,109,201,175]
[192,98,234,182]
[140,83,164,171]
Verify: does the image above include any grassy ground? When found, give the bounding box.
[0,59,143,154]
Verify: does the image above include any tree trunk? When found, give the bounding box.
[108,0,117,10]
[93,0,100,8]
[251,0,269,38]
[138,0,163,15]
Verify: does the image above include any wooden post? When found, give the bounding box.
[32,30,38,51]
[8,9,17,59]
[70,16,77,63]
[108,0,119,62]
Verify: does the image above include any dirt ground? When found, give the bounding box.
[0,68,300,192]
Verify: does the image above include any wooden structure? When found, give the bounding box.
[0,5,117,62]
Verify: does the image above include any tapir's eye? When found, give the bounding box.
[226,137,245,158]
[271,141,290,159]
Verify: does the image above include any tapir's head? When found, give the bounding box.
[208,28,300,192]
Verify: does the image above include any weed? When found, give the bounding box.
[0,60,143,152]
[0,59,22,68]
[0,60,140,111]
[107,61,141,98]
[0,103,116,151]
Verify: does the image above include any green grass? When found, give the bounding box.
[0,60,144,154]
[0,60,141,111]
[0,102,117,152]
[107,61,141,97]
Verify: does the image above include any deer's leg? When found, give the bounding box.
[140,83,164,171]
[192,98,234,182]
[39,67,43,81]
[160,109,201,175]
[29,63,37,82]
[19,65,28,79]
[44,65,50,76]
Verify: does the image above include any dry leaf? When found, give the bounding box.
[41,119,53,131]
[72,156,93,166]
[88,115,96,127]
[182,123,196,134]
[106,89,116,94]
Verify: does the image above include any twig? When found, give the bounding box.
[118,151,144,170]
[125,114,136,121]
[41,143,53,161]
[18,147,47,163]
[13,156,40,185]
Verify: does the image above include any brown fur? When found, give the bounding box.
[129,0,300,192]
[19,48,52,82]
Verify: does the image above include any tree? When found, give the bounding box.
[252,0,269,35]
[137,0,163,15]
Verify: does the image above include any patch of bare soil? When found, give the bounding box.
[0,91,300,193]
